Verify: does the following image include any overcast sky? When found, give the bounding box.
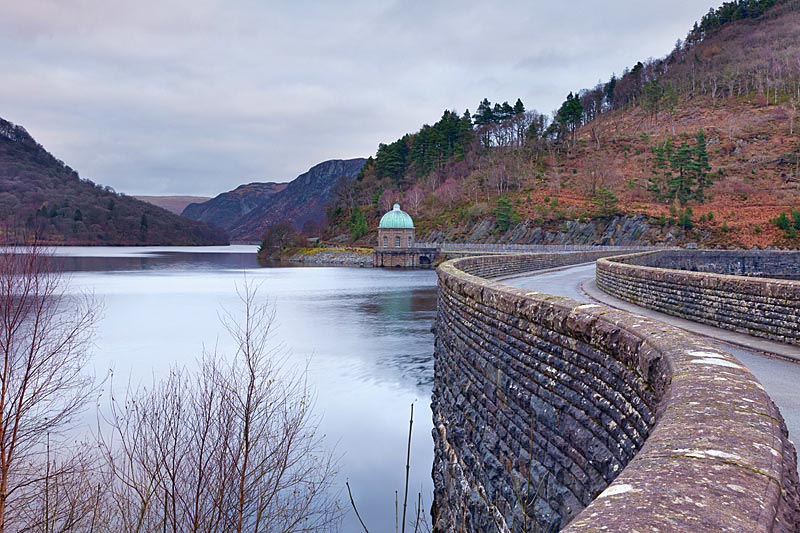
[1,1,717,196]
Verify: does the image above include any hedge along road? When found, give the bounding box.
[502,262,800,459]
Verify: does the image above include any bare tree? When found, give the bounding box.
[98,282,340,532]
[19,441,108,532]
[0,243,98,532]
[404,185,425,214]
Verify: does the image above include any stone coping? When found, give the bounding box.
[606,249,800,279]
[597,251,800,345]
[599,250,800,296]
[437,254,800,531]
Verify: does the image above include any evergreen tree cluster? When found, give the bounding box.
[691,0,782,39]
[555,92,584,146]
[370,109,474,186]
[473,98,526,126]
[574,0,795,120]
[590,187,620,217]
[648,130,713,204]
[472,98,541,148]
[773,209,800,239]
[348,205,369,240]
[493,197,520,232]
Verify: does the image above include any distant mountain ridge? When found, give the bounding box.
[183,158,366,242]
[135,195,212,215]
[0,117,228,245]
[182,182,288,231]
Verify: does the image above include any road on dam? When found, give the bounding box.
[503,262,800,455]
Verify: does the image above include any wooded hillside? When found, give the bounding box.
[326,0,800,248]
[0,118,229,245]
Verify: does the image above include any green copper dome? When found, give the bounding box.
[379,203,414,229]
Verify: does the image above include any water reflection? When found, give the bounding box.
[57,247,436,532]
[50,247,260,272]
[357,288,437,387]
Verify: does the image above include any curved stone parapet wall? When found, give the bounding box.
[449,249,635,279]
[433,253,799,531]
[612,249,800,279]
[596,250,800,345]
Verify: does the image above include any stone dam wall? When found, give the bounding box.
[433,252,800,531]
[445,249,632,279]
[596,250,800,346]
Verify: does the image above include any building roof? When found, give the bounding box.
[379,203,414,229]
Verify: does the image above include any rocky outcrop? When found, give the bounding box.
[182,183,287,230]
[433,252,799,531]
[502,216,664,246]
[184,158,366,242]
[424,215,686,247]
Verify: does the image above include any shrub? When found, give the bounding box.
[494,197,520,232]
[678,207,693,230]
[590,187,619,217]
[774,211,791,231]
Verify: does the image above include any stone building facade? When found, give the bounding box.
[373,204,436,268]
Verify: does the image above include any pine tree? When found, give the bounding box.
[513,98,525,115]
[557,92,584,146]
[648,139,675,202]
[642,81,665,126]
[691,130,712,202]
[348,206,368,241]
[591,187,619,216]
[473,99,495,146]
[473,98,494,126]
[494,197,519,232]
[604,75,617,107]
[649,131,713,204]
[669,142,696,204]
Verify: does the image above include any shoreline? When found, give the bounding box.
[280,247,373,267]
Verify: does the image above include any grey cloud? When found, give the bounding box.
[2,0,714,196]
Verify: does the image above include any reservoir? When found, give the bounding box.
[56,245,437,532]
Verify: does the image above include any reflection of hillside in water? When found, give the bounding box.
[51,251,260,272]
[356,288,437,389]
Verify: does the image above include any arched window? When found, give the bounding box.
[395,236,401,248]
[407,236,412,247]
[383,236,388,248]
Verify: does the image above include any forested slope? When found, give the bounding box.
[0,118,228,245]
[228,159,366,241]
[182,182,287,231]
[185,159,366,242]
[326,0,800,248]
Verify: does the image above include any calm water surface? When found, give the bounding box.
[56,246,437,531]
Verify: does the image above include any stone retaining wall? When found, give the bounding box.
[615,249,800,279]
[451,249,628,279]
[433,253,799,531]
[596,251,800,345]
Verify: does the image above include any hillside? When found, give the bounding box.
[181,182,287,231]
[135,195,212,215]
[325,0,800,249]
[0,118,229,245]
[185,159,366,242]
